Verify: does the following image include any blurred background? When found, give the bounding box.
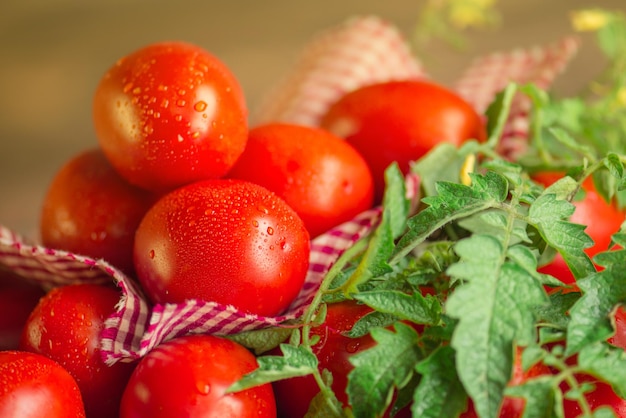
[1,0,624,238]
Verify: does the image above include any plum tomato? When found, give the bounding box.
[271,300,411,418]
[533,172,626,285]
[319,79,486,202]
[19,283,136,418]
[0,269,46,350]
[39,148,157,275]
[227,122,374,238]
[133,179,310,316]
[93,41,248,192]
[120,334,276,418]
[0,350,86,418]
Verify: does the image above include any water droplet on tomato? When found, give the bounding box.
[177,134,184,142]
[191,132,200,139]
[157,84,168,92]
[346,340,361,353]
[132,87,142,95]
[194,101,207,112]
[257,205,269,215]
[149,250,155,259]
[267,226,274,235]
[175,115,183,122]
[176,99,186,107]
[252,220,259,227]
[160,98,169,108]
[123,82,133,93]
[196,382,211,395]
[178,89,186,96]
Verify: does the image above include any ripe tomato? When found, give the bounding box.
[120,334,276,417]
[319,79,486,201]
[271,300,411,418]
[19,283,136,418]
[609,306,626,350]
[0,269,45,350]
[534,172,625,285]
[0,350,86,417]
[93,41,248,192]
[39,148,157,275]
[133,179,310,316]
[460,347,552,417]
[228,123,374,238]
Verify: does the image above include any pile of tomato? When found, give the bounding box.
[1,39,624,417]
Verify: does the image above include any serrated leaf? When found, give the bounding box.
[604,152,624,179]
[411,143,470,198]
[227,344,317,393]
[412,346,468,418]
[529,193,596,280]
[459,210,529,246]
[382,162,410,239]
[353,290,441,326]
[446,234,548,418]
[566,250,626,355]
[346,311,398,338]
[304,371,347,418]
[577,342,626,399]
[226,325,294,355]
[548,127,596,159]
[392,171,508,263]
[503,376,555,418]
[347,323,421,418]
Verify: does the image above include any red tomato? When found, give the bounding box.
[19,283,136,418]
[319,79,486,202]
[0,269,45,350]
[93,41,248,192]
[40,148,157,275]
[228,123,374,238]
[0,350,86,417]
[271,300,411,418]
[561,374,626,417]
[133,179,310,316]
[534,172,625,285]
[120,334,276,417]
[460,347,552,418]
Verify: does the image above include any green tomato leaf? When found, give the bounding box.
[353,290,441,326]
[446,234,548,418]
[529,192,596,280]
[392,171,508,263]
[226,325,294,355]
[410,142,470,198]
[503,376,556,418]
[577,342,626,399]
[227,344,317,393]
[412,345,468,418]
[382,162,410,239]
[485,83,519,148]
[566,248,626,355]
[347,322,421,418]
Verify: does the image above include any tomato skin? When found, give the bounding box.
[133,179,310,316]
[120,334,276,418]
[39,149,157,275]
[228,123,375,238]
[0,269,45,350]
[534,172,626,284]
[19,283,136,418]
[271,300,411,418]
[0,350,86,418]
[93,41,248,192]
[319,79,486,202]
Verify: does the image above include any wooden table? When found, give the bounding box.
[0,0,623,238]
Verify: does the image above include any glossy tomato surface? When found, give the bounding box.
[534,172,625,284]
[19,283,135,418]
[228,123,374,238]
[133,179,310,316]
[319,79,486,201]
[0,269,45,350]
[0,350,86,418]
[561,374,626,417]
[120,334,276,418]
[39,148,157,275]
[93,41,248,192]
[272,300,410,418]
